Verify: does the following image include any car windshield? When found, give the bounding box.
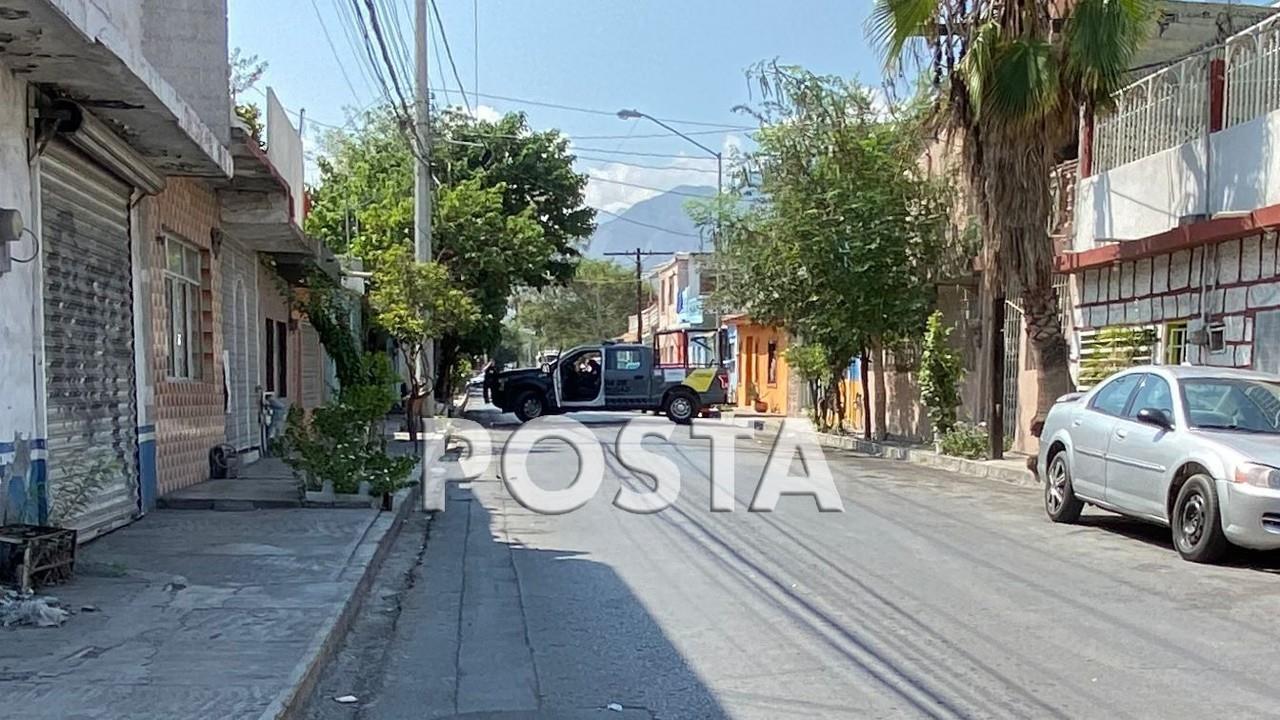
[1182,377,1280,434]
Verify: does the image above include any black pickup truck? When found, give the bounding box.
[489,340,728,424]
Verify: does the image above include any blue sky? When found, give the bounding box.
[228,1,877,211]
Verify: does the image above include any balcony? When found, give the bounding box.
[218,88,337,279]
[1075,13,1280,254]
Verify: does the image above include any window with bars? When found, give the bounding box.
[164,236,206,380]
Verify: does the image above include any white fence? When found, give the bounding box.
[1225,14,1280,130]
[1092,51,1214,175]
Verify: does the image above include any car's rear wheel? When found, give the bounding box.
[1045,452,1084,523]
[1172,474,1229,563]
[665,391,699,425]
[514,391,545,423]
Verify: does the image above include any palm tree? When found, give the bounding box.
[870,0,1150,444]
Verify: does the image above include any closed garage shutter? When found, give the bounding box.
[221,241,259,451]
[41,141,139,540]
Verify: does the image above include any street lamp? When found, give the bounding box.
[615,109,723,213]
[617,107,725,366]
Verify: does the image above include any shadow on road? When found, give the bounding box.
[384,478,729,719]
[1077,512,1280,573]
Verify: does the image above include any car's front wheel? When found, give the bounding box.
[1045,452,1084,523]
[514,391,545,423]
[1172,474,1229,563]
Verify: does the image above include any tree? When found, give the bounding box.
[306,108,594,401]
[870,0,1150,439]
[513,259,652,351]
[368,245,478,439]
[703,65,949,436]
[919,310,964,438]
[230,48,267,148]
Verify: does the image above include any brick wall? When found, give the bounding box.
[141,178,225,495]
[1072,231,1280,371]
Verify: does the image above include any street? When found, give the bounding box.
[302,406,1280,720]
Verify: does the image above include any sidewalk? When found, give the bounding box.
[0,503,411,720]
[747,417,1038,487]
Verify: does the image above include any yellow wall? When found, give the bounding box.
[734,323,789,415]
[839,375,864,430]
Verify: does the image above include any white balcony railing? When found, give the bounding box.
[1225,14,1280,130]
[1092,50,1214,175]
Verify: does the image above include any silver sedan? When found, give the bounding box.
[1037,365,1280,563]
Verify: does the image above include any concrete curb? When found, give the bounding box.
[751,418,1038,489]
[256,471,424,720]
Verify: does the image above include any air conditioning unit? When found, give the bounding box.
[1207,323,1227,354]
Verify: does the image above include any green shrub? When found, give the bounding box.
[277,354,414,496]
[919,310,963,437]
[939,422,1012,460]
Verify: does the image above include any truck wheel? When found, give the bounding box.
[514,391,545,423]
[665,391,699,425]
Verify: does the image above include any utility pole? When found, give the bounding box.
[605,248,671,342]
[414,0,435,418]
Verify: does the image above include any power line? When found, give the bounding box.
[345,0,428,162]
[472,0,478,98]
[426,2,452,108]
[377,0,416,90]
[358,0,413,117]
[309,0,365,106]
[461,126,740,141]
[570,145,720,160]
[594,207,700,237]
[587,176,714,198]
[574,154,720,174]
[429,0,471,113]
[330,0,383,102]
[449,89,754,129]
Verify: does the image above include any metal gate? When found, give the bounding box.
[41,141,139,538]
[1003,298,1024,439]
[220,241,259,451]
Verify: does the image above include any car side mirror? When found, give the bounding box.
[540,363,551,375]
[1136,408,1173,430]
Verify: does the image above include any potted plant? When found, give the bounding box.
[748,380,769,413]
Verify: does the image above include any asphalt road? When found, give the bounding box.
[305,407,1280,720]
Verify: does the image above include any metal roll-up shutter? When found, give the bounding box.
[301,320,323,410]
[41,141,139,539]
[221,241,259,451]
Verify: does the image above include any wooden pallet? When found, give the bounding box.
[0,525,77,593]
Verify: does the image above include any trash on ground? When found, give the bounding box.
[606,702,624,712]
[1,589,70,627]
[334,695,358,704]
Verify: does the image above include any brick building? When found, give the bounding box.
[0,1,334,535]
[142,179,227,497]
[1062,11,1280,381]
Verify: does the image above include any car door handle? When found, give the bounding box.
[633,374,645,380]
[1072,419,1082,428]
[1115,429,1128,439]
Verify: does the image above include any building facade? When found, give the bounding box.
[0,1,332,536]
[1062,11,1280,382]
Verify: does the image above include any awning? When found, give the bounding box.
[0,0,231,177]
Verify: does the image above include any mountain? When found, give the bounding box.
[586,185,715,269]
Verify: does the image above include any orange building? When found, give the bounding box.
[726,317,789,415]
